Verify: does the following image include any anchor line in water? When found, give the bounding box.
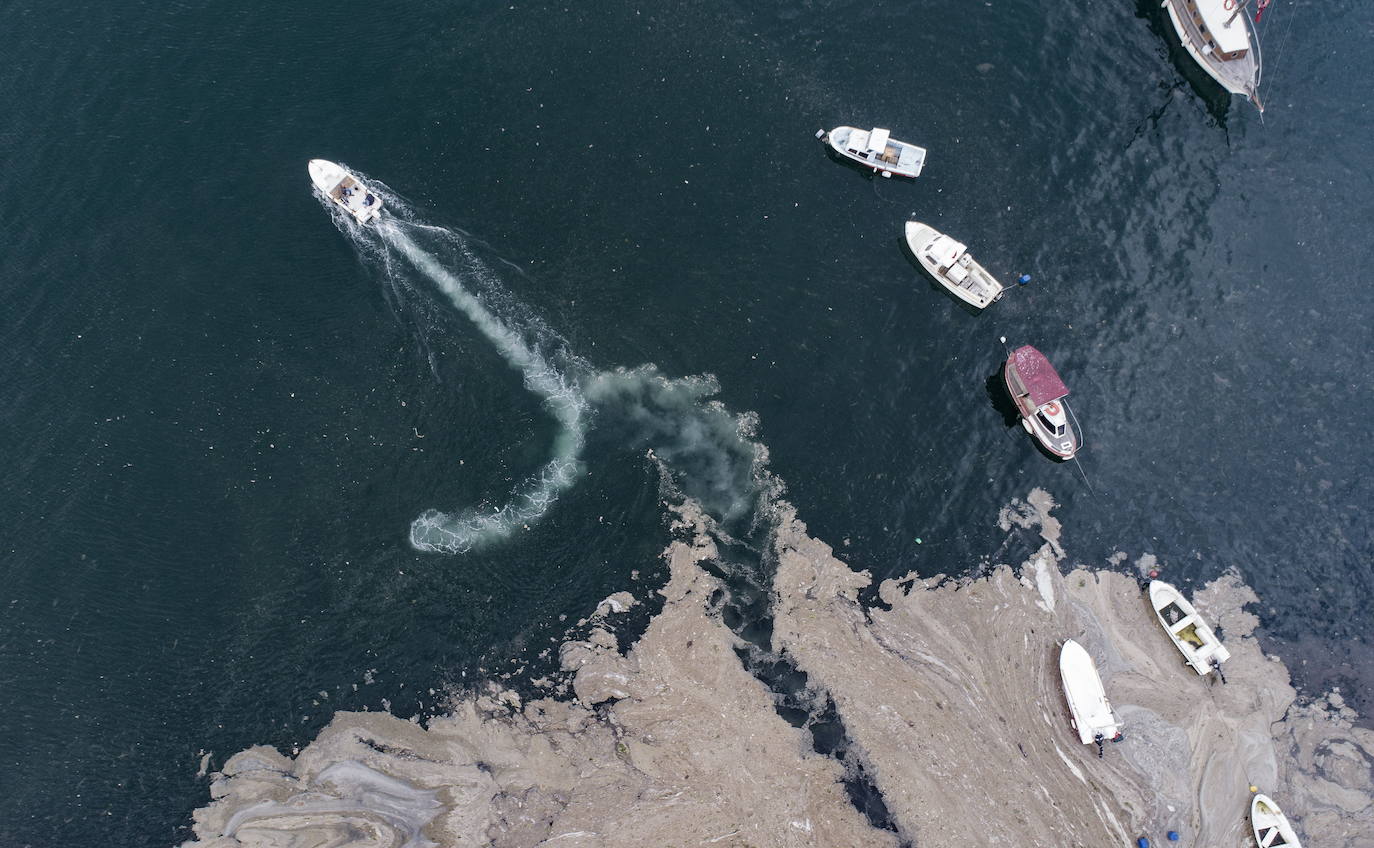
[1063,400,1094,495]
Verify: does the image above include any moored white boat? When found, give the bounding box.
[1059,640,1123,755]
[904,221,1005,309]
[816,126,927,178]
[1003,345,1078,460]
[1161,0,1263,111]
[1251,793,1302,847]
[308,159,383,224]
[1149,580,1231,676]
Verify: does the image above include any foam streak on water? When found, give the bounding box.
[318,178,773,554]
[375,223,589,554]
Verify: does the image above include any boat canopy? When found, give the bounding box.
[928,235,967,269]
[1010,345,1069,406]
[867,128,891,152]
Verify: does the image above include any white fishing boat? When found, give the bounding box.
[1149,580,1231,676]
[1251,793,1302,847]
[816,126,927,178]
[308,159,383,224]
[1161,0,1264,111]
[904,221,1005,309]
[1003,345,1078,460]
[1059,640,1123,755]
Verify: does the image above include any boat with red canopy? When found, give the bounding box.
[1003,345,1078,459]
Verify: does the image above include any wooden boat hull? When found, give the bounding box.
[1251,793,1302,847]
[1059,640,1122,746]
[1149,580,1231,675]
[904,221,1004,310]
[1160,0,1262,109]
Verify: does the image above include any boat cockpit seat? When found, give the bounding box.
[1176,624,1205,648]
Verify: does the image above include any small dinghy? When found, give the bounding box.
[308,159,383,224]
[816,126,927,178]
[1149,580,1231,676]
[1059,640,1123,756]
[904,221,1006,309]
[1003,345,1078,459]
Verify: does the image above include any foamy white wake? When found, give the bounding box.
[318,174,771,554]
[380,223,589,554]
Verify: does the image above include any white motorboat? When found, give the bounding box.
[1149,580,1231,676]
[904,221,1005,309]
[816,126,927,178]
[308,159,383,224]
[1059,640,1123,755]
[1251,793,1302,847]
[1003,345,1078,460]
[1161,0,1263,111]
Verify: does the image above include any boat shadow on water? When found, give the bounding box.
[984,367,1073,463]
[1134,0,1236,124]
[896,235,986,318]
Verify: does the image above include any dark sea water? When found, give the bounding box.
[1,1,1371,845]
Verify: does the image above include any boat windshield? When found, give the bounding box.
[1037,413,1065,435]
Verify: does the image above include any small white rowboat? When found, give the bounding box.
[1059,640,1122,753]
[1251,793,1302,847]
[308,159,383,224]
[1149,579,1231,676]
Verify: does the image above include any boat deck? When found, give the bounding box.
[1163,0,1260,98]
[827,127,927,177]
[943,261,1001,304]
[331,176,382,222]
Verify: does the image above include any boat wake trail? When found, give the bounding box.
[318,176,589,554]
[381,224,589,554]
[318,175,771,553]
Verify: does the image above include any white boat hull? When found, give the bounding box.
[904,221,1004,310]
[1251,793,1302,848]
[308,159,383,224]
[1149,580,1231,675]
[1161,0,1263,109]
[1002,349,1078,460]
[820,126,927,178]
[1059,640,1122,746]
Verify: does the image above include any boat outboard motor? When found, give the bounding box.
[1094,733,1105,758]
[1212,659,1227,685]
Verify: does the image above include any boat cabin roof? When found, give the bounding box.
[1010,345,1069,406]
[867,128,891,152]
[1195,0,1250,54]
[929,235,967,268]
